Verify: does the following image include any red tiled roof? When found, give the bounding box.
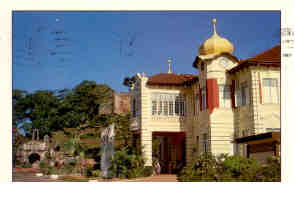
[147,73,196,86]
[228,45,281,74]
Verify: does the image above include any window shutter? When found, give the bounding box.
[206,83,209,109]
[199,86,202,111]
[234,88,239,107]
[231,80,236,108]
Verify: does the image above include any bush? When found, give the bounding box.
[84,168,101,178]
[177,153,281,182]
[178,153,219,182]
[91,170,101,177]
[109,146,145,179]
[142,166,154,177]
[22,162,32,168]
[220,155,261,181]
[39,160,50,171]
[258,156,281,182]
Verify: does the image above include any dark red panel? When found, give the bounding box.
[206,79,219,114]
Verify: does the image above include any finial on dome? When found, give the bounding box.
[212,18,217,35]
[168,57,172,74]
[198,18,234,55]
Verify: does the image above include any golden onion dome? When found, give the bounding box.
[199,18,234,55]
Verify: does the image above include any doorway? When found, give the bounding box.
[152,132,185,174]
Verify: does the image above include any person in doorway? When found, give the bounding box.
[155,161,161,175]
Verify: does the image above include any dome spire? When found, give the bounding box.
[168,57,172,73]
[212,18,217,35]
[198,18,234,55]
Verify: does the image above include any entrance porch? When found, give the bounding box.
[152,132,186,174]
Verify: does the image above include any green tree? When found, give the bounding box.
[12,89,28,128]
[123,76,136,88]
[12,81,114,138]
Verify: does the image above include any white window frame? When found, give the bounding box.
[151,93,186,116]
[263,78,280,104]
[235,82,249,107]
[158,100,163,115]
[241,82,249,106]
[152,100,157,115]
[163,100,168,116]
[219,84,231,108]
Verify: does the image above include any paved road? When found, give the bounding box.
[13,169,178,182]
[13,172,60,182]
[125,174,178,182]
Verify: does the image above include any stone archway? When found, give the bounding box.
[28,153,41,164]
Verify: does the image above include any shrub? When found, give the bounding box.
[39,160,50,170]
[142,166,154,177]
[91,170,101,177]
[177,153,281,182]
[216,155,261,181]
[258,156,281,182]
[22,162,32,168]
[109,145,145,179]
[178,153,218,182]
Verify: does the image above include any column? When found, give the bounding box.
[141,129,152,166]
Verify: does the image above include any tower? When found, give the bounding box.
[192,19,239,156]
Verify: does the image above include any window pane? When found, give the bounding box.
[219,85,224,108]
[263,78,271,87]
[158,101,163,115]
[169,101,174,116]
[224,86,231,108]
[263,78,279,104]
[241,82,248,106]
[164,101,168,115]
[152,100,157,115]
[175,98,179,116]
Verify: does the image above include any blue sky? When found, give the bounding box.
[12,11,280,93]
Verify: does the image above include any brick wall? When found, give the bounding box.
[98,92,130,115]
[113,92,130,114]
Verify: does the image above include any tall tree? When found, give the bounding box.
[123,76,136,88]
[13,81,114,139]
[12,89,28,128]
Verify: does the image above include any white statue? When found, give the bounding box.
[100,123,115,178]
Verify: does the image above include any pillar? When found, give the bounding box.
[141,129,152,166]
